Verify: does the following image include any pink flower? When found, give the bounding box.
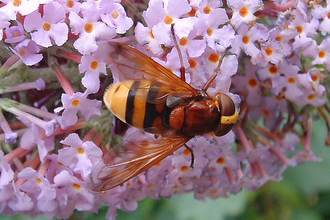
[310,37,330,71]
[100,0,133,34]
[199,8,234,52]
[228,0,263,29]
[53,170,95,212]
[312,2,330,35]
[255,40,289,67]
[58,133,103,178]
[290,9,319,50]
[55,91,102,126]
[143,0,198,45]
[0,0,40,20]
[79,53,107,93]
[20,121,55,162]
[4,21,25,43]
[24,2,68,47]
[57,0,81,14]
[231,23,268,61]
[175,30,206,58]
[233,60,262,106]
[207,146,240,176]
[12,39,43,65]
[18,168,58,213]
[68,3,116,54]
[0,182,34,212]
[135,22,164,55]
[0,150,14,188]
[0,11,10,38]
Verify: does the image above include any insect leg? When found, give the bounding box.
[202,46,232,91]
[184,143,194,168]
[170,23,186,82]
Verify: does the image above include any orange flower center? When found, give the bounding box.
[265,47,274,56]
[288,77,296,84]
[188,7,197,17]
[207,27,213,36]
[76,147,85,154]
[239,6,249,18]
[179,37,188,46]
[90,61,99,70]
[72,183,81,190]
[308,94,316,100]
[296,25,303,34]
[249,78,258,88]
[43,23,51,31]
[216,157,225,165]
[164,15,173,25]
[84,23,93,33]
[189,58,197,69]
[208,53,219,64]
[180,166,189,172]
[71,99,80,106]
[67,0,74,8]
[13,0,22,7]
[35,178,42,184]
[311,74,319,82]
[203,6,211,14]
[269,65,278,75]
[242,35,250,44]
[319,51,326,58]
[111,10,119,19]
[275,36,282,42]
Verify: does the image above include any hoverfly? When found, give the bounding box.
[90,37,239,191]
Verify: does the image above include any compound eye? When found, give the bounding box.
[215,93,238,136]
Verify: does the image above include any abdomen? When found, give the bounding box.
[104,80,167,134]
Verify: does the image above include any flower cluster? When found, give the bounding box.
[0,0,329,219]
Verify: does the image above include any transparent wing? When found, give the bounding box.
[89,132,189,191]
[103,42,198,98]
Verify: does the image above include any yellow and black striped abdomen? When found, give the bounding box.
[104,80,167,134]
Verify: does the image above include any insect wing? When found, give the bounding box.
[105,42,198,98]
[90,132,189,191]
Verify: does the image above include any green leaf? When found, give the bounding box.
[283,118,330,194]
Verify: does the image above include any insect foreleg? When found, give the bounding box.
[202,46,232,91]
[170,23,186,82]
[184,143,194,168]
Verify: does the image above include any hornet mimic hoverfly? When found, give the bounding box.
[90,37,239,191]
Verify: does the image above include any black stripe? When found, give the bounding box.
[125,81,140,125]
[144,83,162,129]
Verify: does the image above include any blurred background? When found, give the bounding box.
[2,118,329,220]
